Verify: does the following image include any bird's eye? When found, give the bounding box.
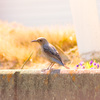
[40,40,42,42]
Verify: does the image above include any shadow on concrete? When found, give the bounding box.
[50,69,61,74]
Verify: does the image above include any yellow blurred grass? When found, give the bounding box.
[0,21,78,69]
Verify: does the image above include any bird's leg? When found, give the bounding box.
[48,63,54,70]
[47,63,54,70]
[41,63,54,72]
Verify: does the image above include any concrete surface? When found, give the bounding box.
[0,69,100,100]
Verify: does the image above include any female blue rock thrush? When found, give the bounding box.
[31,37,70,71]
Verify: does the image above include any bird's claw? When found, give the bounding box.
[41,68,49,72]
[41,68,54,74]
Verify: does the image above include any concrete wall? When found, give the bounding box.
[0,69,100,100]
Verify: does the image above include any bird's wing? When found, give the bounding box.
[43,44,63,63]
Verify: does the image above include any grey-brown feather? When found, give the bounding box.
[43,44,64,65]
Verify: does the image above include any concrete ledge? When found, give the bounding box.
[0,69,100,100]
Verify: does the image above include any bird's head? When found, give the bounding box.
[31,37,48,45]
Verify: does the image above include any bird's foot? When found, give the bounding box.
[41,68,54,74]
[41,68,49,72]
[41,68,50,74]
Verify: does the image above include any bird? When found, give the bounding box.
[31,37,70,72]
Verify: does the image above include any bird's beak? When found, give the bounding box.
[31,40,37,42]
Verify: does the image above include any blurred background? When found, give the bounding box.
[0,0,100,69]
[0,0,73,26]
[0,0,100,26]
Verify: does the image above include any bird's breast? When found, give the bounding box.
[41,47,53,62]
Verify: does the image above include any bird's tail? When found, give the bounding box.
[64,65,70,69]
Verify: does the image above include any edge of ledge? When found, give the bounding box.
[0,69,100,74]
